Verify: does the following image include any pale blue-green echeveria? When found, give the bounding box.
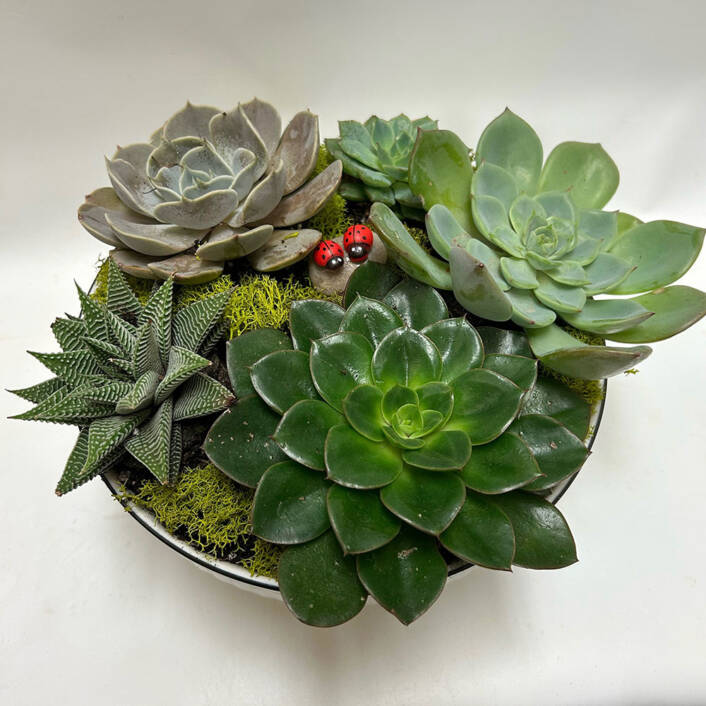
[9,260,234,493]
[79,99,342,284]
[204,262,592,626]
[325,114,437,220]
[370,110,706,379]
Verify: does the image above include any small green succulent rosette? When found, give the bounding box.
[10,260,234,494]
[79,99,343,284]
[325,114,437,220]
[205,262,592,627]
[370,110,706,380]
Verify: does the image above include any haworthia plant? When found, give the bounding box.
[10,260,234,493]
[370,110,706,379]
[204,262,592,627]
[79,99,342,284]
[325,114,438,220]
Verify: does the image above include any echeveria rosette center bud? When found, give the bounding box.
[205,262,593,627]
[370,109,706,380]
[10,260,234,494]
[325,114,438,220]
[79,99,343,284]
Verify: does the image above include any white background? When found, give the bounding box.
[1,1,705,704]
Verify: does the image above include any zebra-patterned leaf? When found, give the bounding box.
[123,400,173,483]
[76,284,108,340]
[81,381,133,404]
[8,377,66,404]
[173,372,234,421]
[139,278,173,367]
[132,322,163,378]
[82,337,126,376]
[154,346,211,405]
[55,429,125,496]
[79,412,148,478]
[115,370,160,413]
[51,317,87,351]
[199,318,228,358]
[106,258,143,318]
[28,350,104,386]
[19,384,115,424]
[168,422,183,484]
[109,357,134,376]
[10,386,70,422]
[172,289,232,353]
[105,309,137,354]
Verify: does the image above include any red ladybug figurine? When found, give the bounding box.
[343,224,374,263]
[313,239,345,270]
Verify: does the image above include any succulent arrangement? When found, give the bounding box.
[10,98,705,628]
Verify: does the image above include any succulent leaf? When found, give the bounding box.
[289,300,345,353]
[250,350,319,414]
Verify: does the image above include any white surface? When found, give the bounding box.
[1,1,705,704]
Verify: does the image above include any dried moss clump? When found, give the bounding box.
[123,463,281,579]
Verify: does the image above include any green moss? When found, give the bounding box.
[538,325,606,407]
[122,463,282,579]
[304,146,352,239]
[91,258,153,306]
[406,224,432,254]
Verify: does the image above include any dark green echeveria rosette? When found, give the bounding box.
[205,262,592,627]
[325,114,438,220]
[369,109,706,380]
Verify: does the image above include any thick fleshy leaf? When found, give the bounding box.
[545,261,589,287]
[382,279,448,330]
[105,259,142,318]
[534,274,586,314]
[309,332,374,411]
[500,257,539,289]
[78,188,129,247]
[327,485,401,554]
[226,328,292,398]
[172,373,233,421]
[28,350,103,387]
[356,526,447,625]
[408,129,473,231]
[538,141,619,209]
[607,286,706,343]
[476,109,543,194]
[109,249,158,280]
[208,104,267,181]
[507,289,557,328]
[381,385,418,421]
[289,299,345,353]
[147,254,224,285]
[325,424,402,488]
[380,466,465,535]
[372,328,442,391]
[342,384,385,441]
[248,228,321,272]
[416,382,454,421]
[402,430,472,471]
[340,297,403,347]
[527,324,651,379]
[425,204,471,260]
[421,318,483,382]
[608,220,705,294]
[8,377,66,404]
[279,531,367,627]
[80,413,147,478]
[115,370,159,414]
[274,400,343,471]
[154,346,210,405]
[204,395,286,487]
[195,224,274,261]
[471,162,519,211]
[52,317,87,352]
[252,461,330,544]
[583,252,634,295]
[104,211,203,257]
[343,261,402,307]
[562,298,653,335]
[521,377,591,440]
[251,349,318,414]
[446,369,523,444]
[449,246,513,321]
[491,492,577,569]
[172,289,231,354]
[472,194,510,241]
[123,400,173,483]
[510,414,588,491]
[477,326,531,357]
[461,432,541,494]
[369,203,453,290]
[325,138,392,187]
[275,111,319,193]
[441,492,515,569]
[482,353,537,392]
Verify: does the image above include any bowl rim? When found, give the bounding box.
[102,378,608,597]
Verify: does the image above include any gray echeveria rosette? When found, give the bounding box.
[10,260,233,493]
[369,109,706,380]
[325,114,437,220]
[204,261,592,627]
[79,99,343,284]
